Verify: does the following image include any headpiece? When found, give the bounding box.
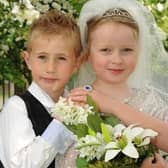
[102,8,135,22]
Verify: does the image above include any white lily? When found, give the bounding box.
[133,128,158,147]
[105,124,158,162]
[105,135,139,162]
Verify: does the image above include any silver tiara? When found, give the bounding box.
[102,8,135,22]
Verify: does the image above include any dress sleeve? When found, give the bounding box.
[140,86,168,122]
[0,96,74,168]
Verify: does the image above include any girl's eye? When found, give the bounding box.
[58,56,67,61]
[122,48,133,52]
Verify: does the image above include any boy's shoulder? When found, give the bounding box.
[1,95,27,114]
[4,95,25,105]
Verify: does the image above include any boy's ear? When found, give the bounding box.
[21,51,31,70]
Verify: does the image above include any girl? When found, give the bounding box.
[69,0,168,167]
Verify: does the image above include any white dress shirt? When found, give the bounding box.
[0,82,74,168]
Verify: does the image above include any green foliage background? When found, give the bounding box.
[0,0,167,90]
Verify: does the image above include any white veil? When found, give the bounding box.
[74,0,168,94]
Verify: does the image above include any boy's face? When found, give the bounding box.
[23,34,78,100]
[88,21,139,85]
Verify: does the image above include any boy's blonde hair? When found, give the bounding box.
[26,10,82,57]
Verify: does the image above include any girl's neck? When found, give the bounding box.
[92,80,132,102]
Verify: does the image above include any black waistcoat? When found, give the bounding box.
[19,90,55,168]
[0,161,4,168]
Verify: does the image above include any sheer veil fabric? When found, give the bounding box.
[74,0,168,96]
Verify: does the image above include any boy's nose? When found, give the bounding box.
[46,61,56,73]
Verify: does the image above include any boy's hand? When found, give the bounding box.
[141,153,168,168]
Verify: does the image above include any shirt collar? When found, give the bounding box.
[28,82,55,112]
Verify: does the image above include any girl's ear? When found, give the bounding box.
[21,51,31,70]
[80,46,90,64]
[72,56,81,74]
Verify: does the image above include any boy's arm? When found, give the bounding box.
[0,96,74,168]
[41,118,74,154]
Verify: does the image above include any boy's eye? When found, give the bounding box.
[37,55,47,59]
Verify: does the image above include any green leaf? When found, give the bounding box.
[102,115,121,126]
[66,124,88,138]
[86,94,99,113]
[101,123,112,143]
[88,127,96,136]
[76,158,88,168]
[87,114,103,132]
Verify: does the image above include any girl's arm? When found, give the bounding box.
[69,87,168,152]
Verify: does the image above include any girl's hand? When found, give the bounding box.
[141,153,168,168]
[69,85,113,112]
[69,87,89,106]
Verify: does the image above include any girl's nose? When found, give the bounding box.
[110,51,122,64]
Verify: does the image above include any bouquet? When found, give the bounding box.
[51,96,158,168]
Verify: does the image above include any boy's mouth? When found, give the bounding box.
[41,77,58,83]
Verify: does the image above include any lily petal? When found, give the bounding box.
[125,127,144,142]
[141,129,158,139]
[122,143,139,158]
[114,124,126,132]
[105,149,120,161]
[105,142,118,149]
[113,124,126,137]
[138,137,150,146]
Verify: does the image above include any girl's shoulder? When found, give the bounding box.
[132,85,168,104]
[128,85,168,121]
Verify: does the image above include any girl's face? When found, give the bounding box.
[88,21,139,86]
[23,34,78,101]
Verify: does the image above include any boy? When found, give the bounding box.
[0,10,81,168]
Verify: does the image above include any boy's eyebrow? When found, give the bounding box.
[35,51,69,57]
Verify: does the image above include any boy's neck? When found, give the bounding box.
[45,89,65,102]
